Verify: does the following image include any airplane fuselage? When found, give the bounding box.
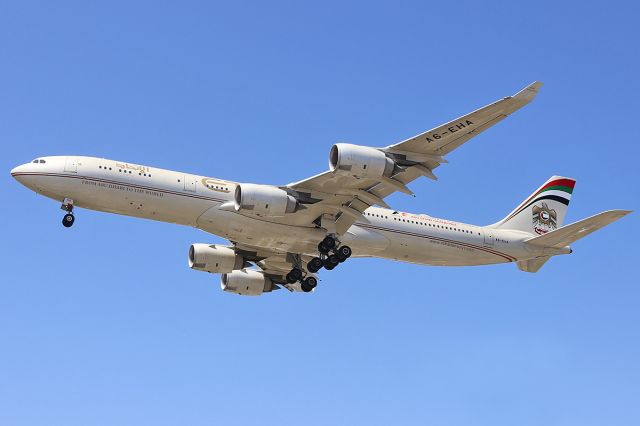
[11,156,556,267]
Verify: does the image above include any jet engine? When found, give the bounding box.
[234,183,298,217]
[220,269,275,296]
[329,143,395,179]
[188,244,244,273]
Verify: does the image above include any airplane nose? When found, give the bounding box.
[10,163,28,181]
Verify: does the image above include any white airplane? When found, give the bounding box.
[11,82,631,295]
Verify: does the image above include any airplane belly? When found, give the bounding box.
[340,225,390,257]
[30,174,210,226]
[197,207,326,254]
[373,228,511,266]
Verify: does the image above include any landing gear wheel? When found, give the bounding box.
[337,245,352,262]
[62,213,75,228]
[301,276,318,292]
[324,254,340,270]
[286,268,303,284]
[321,236,336,250]
[307,257,323,273]
[318,241,330,254]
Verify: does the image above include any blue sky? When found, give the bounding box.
[1,1,639,425]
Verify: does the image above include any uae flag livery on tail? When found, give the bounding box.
[491,176,576,235]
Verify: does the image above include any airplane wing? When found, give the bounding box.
[287,82,543,234]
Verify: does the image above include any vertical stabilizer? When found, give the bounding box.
[492,176,576,235]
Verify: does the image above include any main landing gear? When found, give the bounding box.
[285,236,352,293]
[307,236,352,273]
[285,268,318,293]
[61,198,75,228]
[301,276,318,293]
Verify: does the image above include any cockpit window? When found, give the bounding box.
[32,160,38,163]
[39,160,46,163]
[31,159,46,164]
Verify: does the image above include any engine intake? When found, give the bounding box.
[234,183,298,217]
[329,143,395,179]
[220,269,274,296]
[189,244,244,274]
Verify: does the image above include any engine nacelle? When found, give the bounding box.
[234,183,298,217]
[329,143,395,179]
[220,269,274,296]
[189,244,244,274]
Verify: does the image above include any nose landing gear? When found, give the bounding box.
[62,213,75,227]
[60,198,75,228]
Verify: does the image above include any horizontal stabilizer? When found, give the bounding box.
[525,210,632,248]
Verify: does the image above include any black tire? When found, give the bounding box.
[318,241,329,254]
[62,213,75,228]
[288,268,303,282]
[338,245,352,259]
[307,257,323,273]
[293,268,303,280]
[325,254,340,269]
[286,268,302,284]
[301,276,318,292]
[322,236,336,250]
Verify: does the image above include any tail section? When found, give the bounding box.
[492,176,576,235]
[493,177,631,273]
[516,210,631,273]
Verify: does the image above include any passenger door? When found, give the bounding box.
[64,157,78,173]
[183,174,197,192]
[483,229,495,246]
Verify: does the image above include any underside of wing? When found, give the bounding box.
[386,81,542,157]
[233,242,318,292]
